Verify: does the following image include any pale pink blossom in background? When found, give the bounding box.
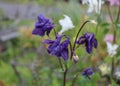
[108,0,120,6]
[104,34,114,43]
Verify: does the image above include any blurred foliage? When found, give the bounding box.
[0,0,55,5]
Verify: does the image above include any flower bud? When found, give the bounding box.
[73,54,79,63]
[90,20,97,25]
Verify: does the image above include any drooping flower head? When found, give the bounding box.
[32,14,55,36]
[106,42,118,57]
[43,35,70,61]
[108,0,120,6]
[59,15,74,34]
[82,67,94,79]
[76,32,98,54]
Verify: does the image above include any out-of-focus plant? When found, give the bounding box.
[37,0,55,5]
[85,0,120,85]
[82,0,104,14]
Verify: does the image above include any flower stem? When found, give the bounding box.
[58,58,64,71]
[111,57,115,77]
[95,14,101,35]
[71,72,80,86]
[53,28,57,37]
[63,69,68,86]
[116,0,120,22]
[63,63,68,86]
[107,4,116,43]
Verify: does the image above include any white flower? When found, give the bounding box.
[106,42,118,57]
[90,20,97,24]
[99,63,111,76]
[114,71,120,79]
[114,68,120,79]
[117,24,120,27]
[59,15,74,34]
[82,0,104,14]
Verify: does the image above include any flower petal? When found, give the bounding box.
[86,40,92,54]
[59,15,74,34]
[93,38,98,48]
[43,40,54,44]
[32,14,55,37]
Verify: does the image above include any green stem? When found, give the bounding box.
[95,14,101,35]
[53,28,57,37]
[111,57,115,77]
[107,4,116,43]
[109,57,115,84]
[71,72,80,86]
[58,58,64,71]
[69,41,73,60]
[116,0,120,22]
[63,63,68,86]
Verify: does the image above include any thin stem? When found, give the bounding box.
[113,0,120,45]
[107,4,114,25]
[53,28,57,37]
[63,69,68,86]
[95,22,99,35]
[107,4,116,43]
[63,63,68,86]
[116,0,120,22]
[111,57,115,77]
[71,72,80,86]
[95,14,101,35]
[69,41,73,60]
[58,58,64,71]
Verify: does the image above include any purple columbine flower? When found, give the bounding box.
[43,35,70,61]
[60,37,70,61]
[76,32,97,54]
[32,14,55,36]
[82,67,94,79]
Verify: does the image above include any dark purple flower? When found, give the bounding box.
[32,14,55,36]
[43,35,70,61]
[60,37,70,61]
[82,67,94,79]
[76,32,97,54]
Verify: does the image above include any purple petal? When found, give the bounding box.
[61,49,68,61]
[51,45,61,57]
[43,40,54,44]
[82,67,94,79]
[37,14,45,21]
[35,22,44,28]
[76,36,86,44]
[60,38,70,61]
[32,28,45,36]
[93,39,98,48]
[32,14,55,37]
[86,41,92,54]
